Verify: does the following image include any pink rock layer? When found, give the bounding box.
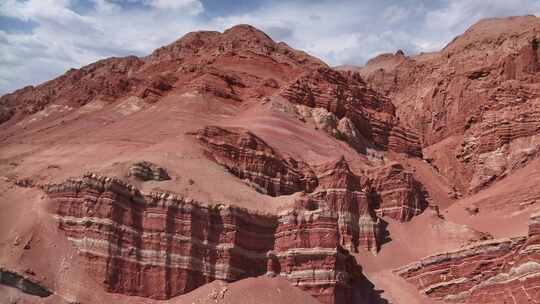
[396,211,540,303]
[307,157,382,254]
[195,126,428,252]
[280,67,422,157]
[270,207,364,304]
[44,173,366,303]
[360,16,540,193]
[193,126,318,196]
[367,162,428,222]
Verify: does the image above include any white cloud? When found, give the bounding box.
[382,5,411,25]
[0,0,88,23]
[143,0,203,14]
[92,0,121,15]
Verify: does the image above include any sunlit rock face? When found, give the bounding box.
[360,15,540,194]
[193,126,318,197]
[45,173,367,304]
[396,211,540,303]
[280,67,422,157]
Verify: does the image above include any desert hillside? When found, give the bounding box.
[1,16,539,304]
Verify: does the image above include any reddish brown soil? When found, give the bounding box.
[1,16,540,304]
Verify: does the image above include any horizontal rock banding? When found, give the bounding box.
[194,126,428,253]
[359,16,540,193]
[271,208,363,304]
[193,126,318,196]
[128,161,171,181]
[308,157,381,254]
[45,173,364,303]
[367,162,428,222]
[396,211,540,303]
[280,67,422,156]
[458,85,540,191]
[46,174,277,299]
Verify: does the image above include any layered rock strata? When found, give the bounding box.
[44,174,363,303]
[308,157,381,254]
[280,67,422,156]
[128,161,171,181]
[195,126,428,253]
[270,207,363,304]
[45,174,277,299]
[396,211,540,303]
[367,162,429,222]
[193,126,318,196]
[360,16,540,193]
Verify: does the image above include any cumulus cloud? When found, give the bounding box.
[143,0,203,13]
[0,0,539,94]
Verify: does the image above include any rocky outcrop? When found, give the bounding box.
[0,56,145,122]
[270,207,363,304]
[294,105,340,136]
[44,173,365,304]
[128,161,170,181]
[0,267,52,297]
[360,16,540,193]
[293,105,376,157]
[0,106,13,124]
[194,125,428,252]
[367,162,429,222]
[147,24,326,73]
[307,157,382,254]
[280,67,422,156]
[457,82,540,191]
[45,174,277,299]
[193,126,318,196]
[396,210,540,303]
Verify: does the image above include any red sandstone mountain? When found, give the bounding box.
[0,16,539,304]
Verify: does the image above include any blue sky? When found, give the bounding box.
[1,0,539,95]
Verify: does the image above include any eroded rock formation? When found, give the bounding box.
[45,174,276,299]
[271,207,363,304]
[280,67,422,156]
[307,157,381,254]
[396,211,540,303]
[193,126,318,196]
[194,126,428,253]
[360,16,540,193]
[367,162,428,222]
[4,17,538,304]
[44,173,365,304]
[128,161,171,181]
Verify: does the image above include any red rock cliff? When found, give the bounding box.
[193,126,318,196]
[280,67,422,157]
[45,174,277,299]
[396,211,540,303]
[195,126,428,253]
[44,173,367,304]
[271,207,363,304]
[360,16,540,193]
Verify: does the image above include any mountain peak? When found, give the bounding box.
[223,24,269,35]
[443,15,540,54]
